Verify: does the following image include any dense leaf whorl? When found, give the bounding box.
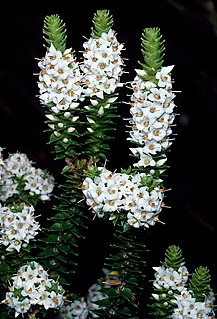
[91,9,114,38]
[43,14,67,52]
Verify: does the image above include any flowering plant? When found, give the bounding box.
[0,8,216,319]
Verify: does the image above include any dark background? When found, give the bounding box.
[0,0,217,294]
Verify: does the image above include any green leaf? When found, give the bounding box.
[94,297,111,307]
[58,244,71,254]
[41,234,60,244]
[44,247,59,257]
[117,306,131,316]
[120,287,132,301]
[48,222,73,231]
[105,287,118,297]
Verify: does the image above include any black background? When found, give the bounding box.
[0,0,217,295]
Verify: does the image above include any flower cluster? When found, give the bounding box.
[0,147,55,202]
[152,265,216,319]
[37,29,124,108]
[2,261,65,318]
[82,166,165,228]
[38,44,84,110]
[152,265,189,292]
[0,203,41,252]
[81,29,125,99]
[127,66,176,169]
[172,289,215,319]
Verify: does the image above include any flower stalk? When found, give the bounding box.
[35,9,126,292]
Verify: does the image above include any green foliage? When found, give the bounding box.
[96,227,148,318]
[162,244,185,270]
[43,14,67,52]
[91,9,114,38]
[139,27,165,82]
[36,160,91,285]
[189,266,212,302]
[45,112,85,160]
[83,95,120,162]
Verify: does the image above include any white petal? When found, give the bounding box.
[90,99,99,106]
[135,69,147,77]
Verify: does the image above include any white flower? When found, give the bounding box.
[156,65,174,89]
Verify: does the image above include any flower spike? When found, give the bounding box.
[43,14,67,52]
